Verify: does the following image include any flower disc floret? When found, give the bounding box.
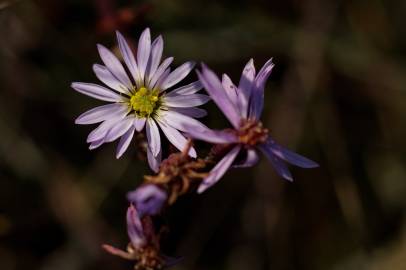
[130,87,160,118]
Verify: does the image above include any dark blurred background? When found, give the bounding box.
[1,0,406,269]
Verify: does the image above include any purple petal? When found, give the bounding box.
[75,103,128,125]
[116,31,141,86]
[197,64,241,128]
[163,94,210,108]
[104,116,134,143]
[146,119,161,157]
[222,74,239,107]
[71,82,124,102]
[127,184,167,217]
[166,81,203,97]
[168,107,207,118]
[147,146,161,173]
[146,35,164,82]
[233,148,259,168]
[97,44,132,89]
[93,64,130,95]
[134,117,146,132]
[249,59,274,120]
[161,62,195,90]
[160,110,207,132]
[183,126,238,144]
[137,28,151,81]
[259,144,293,181]
[238,58,256,118]
[116,125,135,158]
[156,118,196,157]
[264,138,319,168]
[148,57,174,89]
[126,205,146,248]
[198,145,241,193]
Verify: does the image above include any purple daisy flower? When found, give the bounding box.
[185,60,319,193]
[127,184,167,217]
[71,28,209,172]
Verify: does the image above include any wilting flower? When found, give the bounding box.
[143,140,209,205]
[72,28,209,171]
[185,60,319,193]
[127,184,168,217]
[103,205,181,269]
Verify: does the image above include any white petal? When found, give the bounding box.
[163,94,210,108]
[146,36,164,82]
[146,119,161,157]
[97,44,132,89]
[161,62,195,90]
[147,146,161,173]
[137,28,151,81]
[93,64,130,95]
[148,57,174,89]
[166,81,203,97]
[75,103,128,125]
[116,31,142,87]
[104,116,134,143]
[71,82,124,102]
[168,107,207,118]
[89,138,105,150]
[160,110,207,132]
[156,118,196,157]
[116,125,136,158]
[154,68,171,91]
[87,115,126,143]
[134,118,146,132]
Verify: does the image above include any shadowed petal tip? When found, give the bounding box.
[74,117,81,125]
[96,43,104,50]
[71,82,80,89]
[200,62,210,71]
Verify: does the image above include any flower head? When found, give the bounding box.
[185,60,319,193]
[103,205,181,269]
[72,28,209,172]
[127,184,168,217]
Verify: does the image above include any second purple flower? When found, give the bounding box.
[185,60,319,193]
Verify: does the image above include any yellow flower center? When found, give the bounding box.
[129,87,160,117]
